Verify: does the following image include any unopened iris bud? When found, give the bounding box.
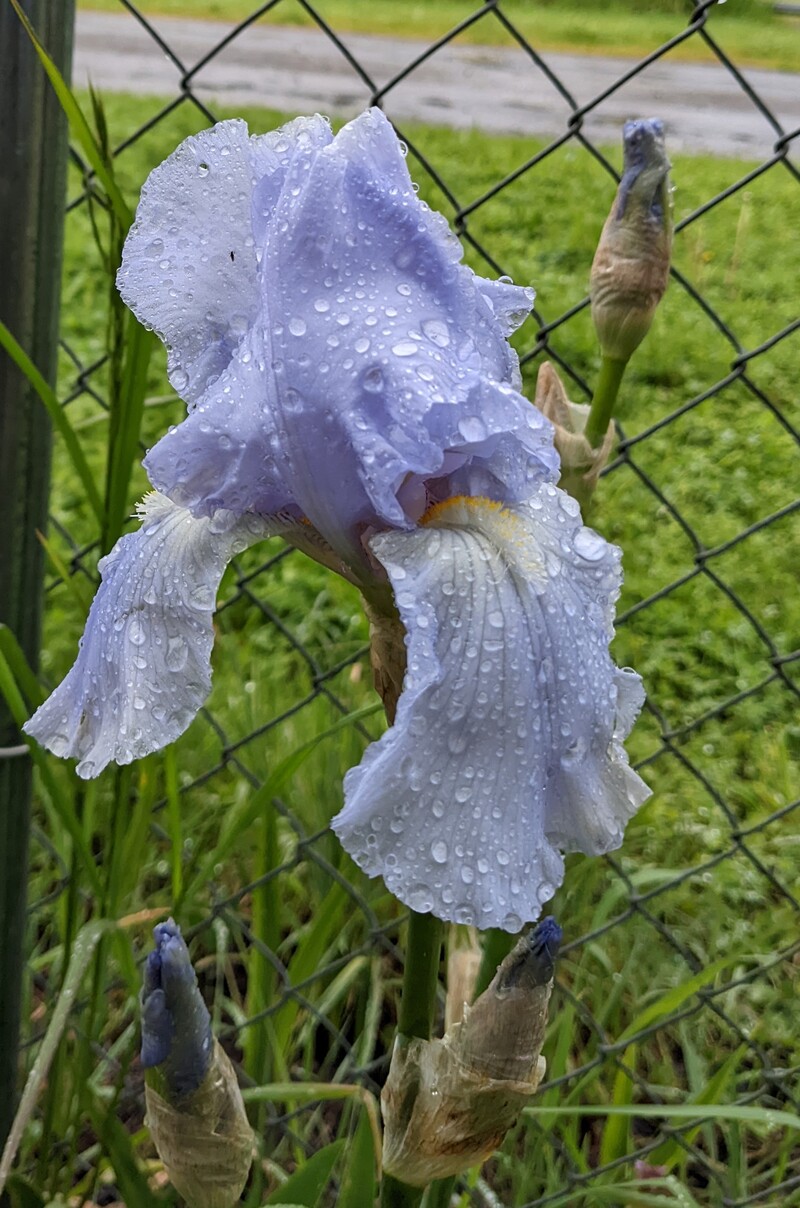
[590,118,672,363]
[141,920,254,1208]
[381,917,561,1185]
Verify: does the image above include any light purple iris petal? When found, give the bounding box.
[333,487,650,931]
[23,494,273,778]
[117,115,332,406]
[123,108,555,562]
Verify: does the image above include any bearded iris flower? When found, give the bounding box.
[25,108,649,930]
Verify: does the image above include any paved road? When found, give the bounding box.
[73,10,800,158]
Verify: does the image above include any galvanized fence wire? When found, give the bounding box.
[18,0,800,1203]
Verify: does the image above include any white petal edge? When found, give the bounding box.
[24,493,275,778]
[333,487,651,931]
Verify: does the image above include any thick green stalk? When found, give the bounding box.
[583,355,627,451]
[474,927,514,1000]
[397,911,443,1042]
[380,910,443,1208]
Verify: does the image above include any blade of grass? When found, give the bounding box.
[88,1099,158,1208]
[183,702,381,903]
[599,1042,637,1167]
[270,882,349,1060]
[163,746,183,901]
[263,1139,345,1207]
[647,1047,744,1168]
[0,320,102,524]
[0,646,102,897]
[35,529,93,617]
[8,0,131,227]
[338,1109,378,1208]
[243,1086,381,1171]
[524,1103,800,1129]
[0,918,119,1192]
[103,314,154,552]
[244,798,282,1105]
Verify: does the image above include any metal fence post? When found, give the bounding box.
[0,0,76,1168]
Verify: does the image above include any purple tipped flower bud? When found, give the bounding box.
[141,920,254,1208]
[141,918,213,1099]
[590,118,673,362]
[381,919,561,1184]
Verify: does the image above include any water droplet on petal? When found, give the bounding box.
[431,840,448,864]
[128,619,146,646]
[407,884,434,912]
[362,365,384,393]
[574,527,606,561]
[166,635,189,671]
[289,316,307,337]
[421,318,450,347]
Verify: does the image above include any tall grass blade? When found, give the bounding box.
[263,1139,345,1206]
[184,702,381,902]
[0,919,119,1191]
[0,646,102,897]
[8,0,131,227]
[0,320,102,524]
[524,1103,800,1129]
[88,1102,160,1208]
[103,314,154,553]
[338,1110,378,1208]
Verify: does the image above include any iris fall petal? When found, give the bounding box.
[24,494,273,778]
[333,486,650,930]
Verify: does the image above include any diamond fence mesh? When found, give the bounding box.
[14,0,800,1204]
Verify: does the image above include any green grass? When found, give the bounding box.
[7,84,800,1208]
[77,0,800,73]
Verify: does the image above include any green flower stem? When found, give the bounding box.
[380,909,443,1208]
[424,1175,457,1208]
[397,910,443,1041]
[583,354,628,451]
[474,926,514,999]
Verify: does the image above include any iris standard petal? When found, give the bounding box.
[117,115,332,405]
[333,487,650,931]
[137,108,556,564]
[24,494,273,778]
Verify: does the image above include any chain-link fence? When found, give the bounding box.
[13,0,800,1204]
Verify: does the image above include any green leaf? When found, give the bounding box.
[524,1103,800,1130]
[184,703,381,902]
[103,314,154,552]
[264,1140,345,1206]
[0,319,103,524]
[647,1047,744,1167]
[0,626,45,711]
[0,919,119,1193]
[338,1111,377,1208]
[598,1042,637,1167]
[270,882,349,1058]
[8,0,132,227]
[88,1101,159,1208]
[616,957,733,1045]
[0,646,102,897]
[5,1175,45,1208]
